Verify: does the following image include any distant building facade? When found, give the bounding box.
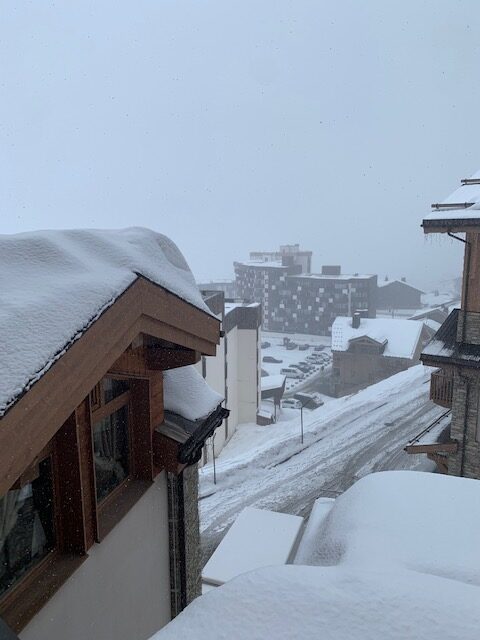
[377,279,424,310]
[200,292,262,464]
[234,259,377,336]
[249,244,312,274]
[331,313,424,397]
[196,280,237,298]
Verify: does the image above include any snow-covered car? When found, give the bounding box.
[280,367,304,379]
[281,398,302,409]
[263,355,283,363]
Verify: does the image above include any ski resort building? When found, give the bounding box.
[377,278,424,311]
[407,169,480,478]
[331,314,424,396]
[199,292,262,464]
[0,229,227,640]
[234,257,377,335]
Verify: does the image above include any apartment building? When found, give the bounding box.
[249,244,313,274]
[234,258,376,335]
[200,292,262,463]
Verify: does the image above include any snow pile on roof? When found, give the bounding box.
[301,471,480,585]
[202,507,303,586]
[0,227,210,416]
[331,316,423,359]
[152,472,480,640]
[163,365,223,422]
[425,168,480,222]
[261,374,286,392]
[378,279,423,292]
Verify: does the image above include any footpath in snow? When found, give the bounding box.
[200,364,442,561]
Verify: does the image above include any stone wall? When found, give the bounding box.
[448,370,480,479]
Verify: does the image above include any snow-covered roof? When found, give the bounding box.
[152,472,480,640]
[235,260,285,269]
[261,374,286,392]
[0,227,210,417]
[378,279,424,293]
[423,168,480,228]
[295,273,374,281]
[163,365,223,422]
[331,316,423,359]
[202,507,304,587]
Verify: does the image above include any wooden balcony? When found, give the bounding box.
[430,370,453,408]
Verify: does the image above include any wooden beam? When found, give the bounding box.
[146,347,200,370]
[404,442,457,454]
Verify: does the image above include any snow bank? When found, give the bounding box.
[302,471,480,586]
[0,227,209,416]
[332,316,423,359]
[152,563,480,640]
[164,365,223,421]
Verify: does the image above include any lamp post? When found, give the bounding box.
[300,397,314,444]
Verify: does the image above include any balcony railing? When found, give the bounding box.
[430,370,453,408]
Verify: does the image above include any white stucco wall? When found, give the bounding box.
[21,474,171,640]
[237,328,259,423]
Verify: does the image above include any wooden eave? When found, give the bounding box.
[422,218,480,234]
[0,276,220,496]
[404,441,457,455]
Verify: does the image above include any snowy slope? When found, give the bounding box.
[0,227,209,416]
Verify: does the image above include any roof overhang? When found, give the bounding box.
[0,276,220,496]
[422,217,480,234]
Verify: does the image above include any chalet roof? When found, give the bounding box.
[261,374,287,392]
[377,279,424,293]
[332,317,423,359]
[423,168,480,232]
[421,308,480,367]
[0,227,210,417]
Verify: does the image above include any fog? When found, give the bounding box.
[1,0,478,289]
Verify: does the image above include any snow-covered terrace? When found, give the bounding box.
[152,471,480,640]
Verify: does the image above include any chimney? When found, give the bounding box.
[401,277,406,283]
[352,312,361,329]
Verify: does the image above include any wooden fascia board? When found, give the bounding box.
[404,442,457,454]
[422,220,480,234]
[0,277,219,496]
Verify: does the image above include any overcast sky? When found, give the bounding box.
[1,1,479,289]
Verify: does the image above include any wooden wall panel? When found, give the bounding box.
[130,379,153,481]
[150,372,164,429]
[75,398,97,549]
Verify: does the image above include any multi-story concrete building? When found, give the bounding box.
[199,292,262,464]
[406,169,480,478]
[196,280,237,299]
[249,244,313,274]
[234,259,376,336]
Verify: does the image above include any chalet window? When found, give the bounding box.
[93,405,130,502]
[0,457,55,598]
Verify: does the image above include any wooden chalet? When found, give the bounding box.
[406,170,480,478]
[0,229,226,640]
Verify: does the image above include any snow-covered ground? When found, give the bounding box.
[154,472,480,640]
[200,364,440,563]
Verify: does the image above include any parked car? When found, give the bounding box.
[299,361,314,370]
[263,355,283,363]
[261,341,271,348]
[294,392,324,409]
[280,367,304,379]
[281,398,302,409]
[292,364,310,373]
[285,342,298,350]
[306,355,322,363]
[298,343,309,351]
[314,345,326,352]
